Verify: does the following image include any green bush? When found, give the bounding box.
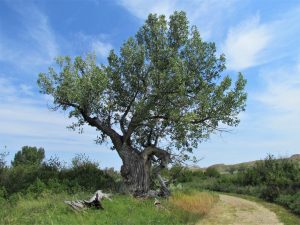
[26,179,47,198]
[205,167,220,178]
[276,193,300,215]
[0,147,120,197]
[60,154,118,192]
[12,146,45,167]
[5,165,40,195]
[289,194,300,215]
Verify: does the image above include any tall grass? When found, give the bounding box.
[169,192,218,215]
[0,191,218,225]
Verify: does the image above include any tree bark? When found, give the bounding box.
[120,148,151,196]
[119,145,171,197]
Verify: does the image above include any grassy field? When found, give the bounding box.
[0,191,218,225]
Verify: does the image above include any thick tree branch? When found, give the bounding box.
[80,110,123,150]
[191,116,210,124]
[142,146,171,196]
[142,146,170,167]
[124,93,162,143]
[120,91,138,135]
[58,99,123,151]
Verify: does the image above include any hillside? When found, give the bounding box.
[204,154,300,174]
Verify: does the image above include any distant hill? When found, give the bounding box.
[203,154,300,174]
[290,154,300,160]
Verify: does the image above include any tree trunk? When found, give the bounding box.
[120,149,151,196]
[118,145,171,197]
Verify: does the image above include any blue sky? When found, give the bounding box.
[0,0,300,169]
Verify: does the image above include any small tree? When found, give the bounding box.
[38,11,246,196]
[12,146,45,167]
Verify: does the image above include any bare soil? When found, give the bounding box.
[198,194,283,225]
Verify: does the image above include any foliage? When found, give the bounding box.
[276,193,300,215]
[26,178,47,198]
[62,154,118,192]
[162,164,205,185]
[0,151,8,193]
[11,146,45,167]
[205,167,220,178]
[37,11,247,162]
[0,146,119,197]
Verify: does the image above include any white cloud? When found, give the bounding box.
[222,6,300,71]
[117,0,238,39]
[196,76,300,167]
[118,1,300,72]
[118,0,176,20]
[0,77,17,95]
[222,15,272,71]
[74,33,113,59]
[91,40,113,59]
[0,76,121,168]
[256,64,300,114]
[0,77,110,152]
[24,9,59,61]
[0,1,59,69]
[19,84,34,96]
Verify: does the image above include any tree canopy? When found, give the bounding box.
[38,11,246,157]
[12,146,45,167]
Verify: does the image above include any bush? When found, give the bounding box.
[60,154,117,192]
[4,165,40,195]
[260,184,280,201]
[276,193,300,215]
[0,186,7,204]
[0,147,120,197]
[12,146,45,167]
[26,179,47,198]
[205,167,220,178]
[289,194,300,215]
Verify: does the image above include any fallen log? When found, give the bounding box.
[64,190,112,211]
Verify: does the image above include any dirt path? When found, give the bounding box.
[198,194,283,225]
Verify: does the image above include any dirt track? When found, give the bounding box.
[198,194,283,225]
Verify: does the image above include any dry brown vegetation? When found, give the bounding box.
[169,192,219,216]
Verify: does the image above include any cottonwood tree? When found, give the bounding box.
[38,11,247,196]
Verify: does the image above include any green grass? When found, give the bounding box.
[0,191,217,225]
[224,192,300,225]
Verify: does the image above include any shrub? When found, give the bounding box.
[46,178,67,193]
[289,194,300,215]
[57,154,119,193]
[5,165,40,195]
[12,146,45,167]
[1,149,120,196]
[276,193,300,215]
[205,167,220,178]
[26,179,47,198]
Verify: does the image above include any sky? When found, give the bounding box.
[0,0,300,169]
